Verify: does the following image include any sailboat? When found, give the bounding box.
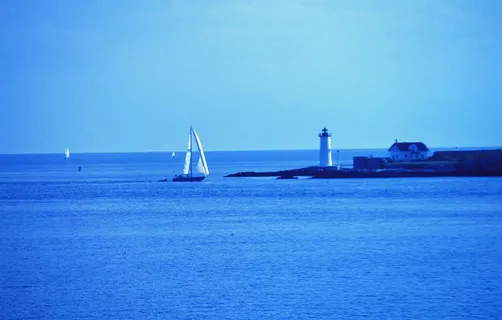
[65,147,70,160]
[172,126,209,182]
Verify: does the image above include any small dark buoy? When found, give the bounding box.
[78,166,82,171]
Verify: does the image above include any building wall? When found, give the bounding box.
[390,151,429,161]
[353,156,387,171]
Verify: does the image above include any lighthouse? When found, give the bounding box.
[318,127,332,167]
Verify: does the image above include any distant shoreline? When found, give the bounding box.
[1,146,501,156]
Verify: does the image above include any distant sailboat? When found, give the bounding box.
[172,126,209,182]
[65,147,70,160]
[172,151,176,158]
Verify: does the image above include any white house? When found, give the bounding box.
[388,140,430,161]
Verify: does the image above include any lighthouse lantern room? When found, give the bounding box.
[318,127,332,167]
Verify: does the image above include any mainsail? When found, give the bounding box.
[65,147,70,159]
[192,128,209,176]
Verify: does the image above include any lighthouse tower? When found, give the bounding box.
[318,127,332,167]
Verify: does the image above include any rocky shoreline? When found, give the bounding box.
[225,167,502,179]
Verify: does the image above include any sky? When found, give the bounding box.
[1,0,501,153]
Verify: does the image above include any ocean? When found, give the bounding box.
[1,150,501,319]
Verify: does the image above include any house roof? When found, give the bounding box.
[388,142,429,152]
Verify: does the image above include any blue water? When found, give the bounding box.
[1,151,502,319]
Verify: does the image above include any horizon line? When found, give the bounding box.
[1,144,501,156]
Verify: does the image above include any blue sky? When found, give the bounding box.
[1,0,501,153]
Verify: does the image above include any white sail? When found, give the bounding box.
[65,147,70,159]
[196,157,205,174]
[172,152,176,157]
[182,131,191,175]
[192,128,209,176]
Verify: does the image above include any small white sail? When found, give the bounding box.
[172,152,176,157]
[65,147,70,159]
[182,132,191,175]
[192,128,209,176]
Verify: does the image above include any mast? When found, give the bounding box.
[189,126,193,177]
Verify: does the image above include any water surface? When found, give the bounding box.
[1,151,501,319]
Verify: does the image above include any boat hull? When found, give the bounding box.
[172,175,206,182]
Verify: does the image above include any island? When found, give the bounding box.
[225,149,502,179]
